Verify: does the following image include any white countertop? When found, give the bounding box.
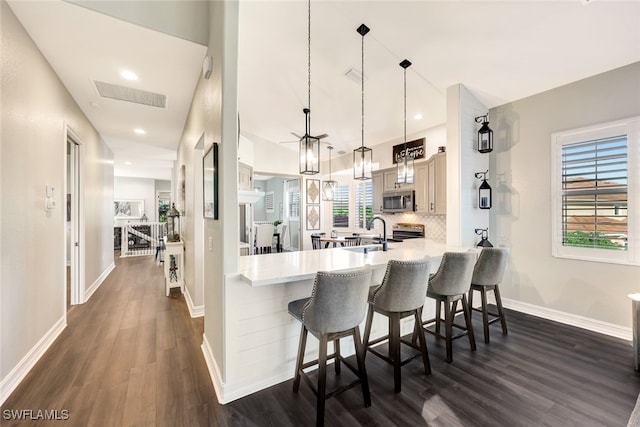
[237,238,471,287]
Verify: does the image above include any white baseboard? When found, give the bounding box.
[84,262,114,302]
[502,297,632,341]
[184,284,204,318]
[201,334,225,403]
[0,315,67,405]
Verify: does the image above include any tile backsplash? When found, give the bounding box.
[372,213,446,242]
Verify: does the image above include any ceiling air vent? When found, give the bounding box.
[94,81,167,108]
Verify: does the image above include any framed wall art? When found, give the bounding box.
[306,205,320,230]
[306,179,320,204]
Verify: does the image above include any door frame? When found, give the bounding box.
[65,124,85,306]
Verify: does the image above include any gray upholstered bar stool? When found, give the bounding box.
[288,266,372,427]
[417,251,476,363]
[362,258,432,393]
[469,247,510,343]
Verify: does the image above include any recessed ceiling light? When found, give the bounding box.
[120,70,138,81]
[124,161,132,166]
[134,128,146,135]
[414,113,423,120]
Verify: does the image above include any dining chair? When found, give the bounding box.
[255,223,275,254]
[343,236,359,247]
[288,266,372,426]
[311,233,324,250]
[362,258,431,393]
[416,251,476,363]
[469,247,510,343]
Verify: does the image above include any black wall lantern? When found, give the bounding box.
[475,228,493,247]
[475,171,492,209]
[475,113,493,153]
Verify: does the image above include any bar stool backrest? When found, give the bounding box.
[302,266,372,334]
[371,258,431,312]
[428,252,475,296]
[471,247,509,286]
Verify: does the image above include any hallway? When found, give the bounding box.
[1,255,222,426]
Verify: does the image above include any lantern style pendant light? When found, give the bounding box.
[475,170,492,209]
[353,24,372,180]
[475,113,493,153]
[322,146,337,201]
[299,0,320,175]
[397,59,414,185]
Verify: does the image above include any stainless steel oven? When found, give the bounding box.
[382,190,415,213]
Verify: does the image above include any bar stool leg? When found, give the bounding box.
[334,339,341,375]
[414,307,431,374]
[444,300,453,363]
[316,335,328,427]
[353,327,371,407]
[435,300,442,336]
[362,307,374,360]
[293,325,308,392]
[481,286,490,343]
[494,286,508,335]
[462,294,476,351]
[389,313,401,393]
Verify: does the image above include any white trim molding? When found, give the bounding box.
[0,316,66,405]
[201,334,225,403]
[502,297,632,341]
[84,262,115,302]
[184,284,204,318]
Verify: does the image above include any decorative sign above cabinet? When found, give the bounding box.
[392,138,425,164]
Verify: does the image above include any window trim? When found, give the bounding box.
[551,116,640,266]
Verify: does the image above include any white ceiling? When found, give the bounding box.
[7,0,207,180]
[7,1,640,179]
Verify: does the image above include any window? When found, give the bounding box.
[356,181,373,228]
[287,189,299,219]
[552,117,639,265]
[332,185,349,228]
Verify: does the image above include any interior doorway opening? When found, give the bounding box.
[66,135,81,309]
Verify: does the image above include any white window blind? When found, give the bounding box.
[561,135,628,250]
[287,191,299,219]
[332,185,349,228]
[552,116,639,266]
[356,181,373,228]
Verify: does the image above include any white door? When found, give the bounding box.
[284,179,301,251]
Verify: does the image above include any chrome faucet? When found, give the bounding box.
[366,216,388,251]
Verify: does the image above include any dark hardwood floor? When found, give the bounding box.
[2,255,639,426]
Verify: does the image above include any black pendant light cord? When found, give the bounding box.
[361,29,364,150]
[307,0,311,135]
[404,66,407,148]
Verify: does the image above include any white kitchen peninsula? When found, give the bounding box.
[212,239,471,403]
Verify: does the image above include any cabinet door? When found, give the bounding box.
[383,169,398,191]
[372,172,384,214]
[238,162,253,190]
[427,153,446,214]
[414,163,428,213]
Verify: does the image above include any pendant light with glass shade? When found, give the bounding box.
[353,24,372,180]
[322,146,337,201]
[299,0,320,175]
[397,59,414,185]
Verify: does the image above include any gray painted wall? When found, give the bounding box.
[1,1,114,385]
[491,62,640,328]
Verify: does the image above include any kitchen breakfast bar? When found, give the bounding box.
[213,239,471,403]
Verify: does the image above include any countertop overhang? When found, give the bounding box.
[236,239,471,287]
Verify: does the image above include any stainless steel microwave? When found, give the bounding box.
[382,190,415,213]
